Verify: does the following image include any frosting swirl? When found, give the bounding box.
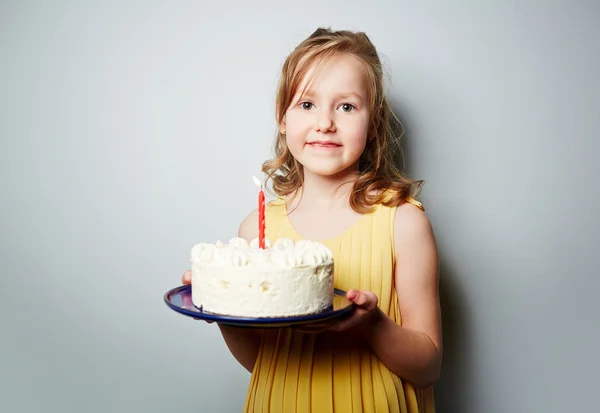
[190,237,333,267]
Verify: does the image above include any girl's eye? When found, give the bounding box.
[301,102,314,110]
[339,103,355,112]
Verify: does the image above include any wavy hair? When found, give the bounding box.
[262,27,423,213]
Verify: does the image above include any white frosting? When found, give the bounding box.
[190,237,334,317]
[192,237,332,267]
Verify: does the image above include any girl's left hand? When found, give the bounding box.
[329,289,381,334]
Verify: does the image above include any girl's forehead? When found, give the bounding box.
[295,53,368,97]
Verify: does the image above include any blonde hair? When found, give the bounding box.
[262,27,423,213]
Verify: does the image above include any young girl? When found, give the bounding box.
[182,27,441,413]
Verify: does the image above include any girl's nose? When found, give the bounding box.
[315,110,336,132]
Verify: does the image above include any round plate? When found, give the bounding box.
[163,285,355,328]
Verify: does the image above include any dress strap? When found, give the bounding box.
[406,196,424,211]
[264,197,288,241]
[381,189,425,211]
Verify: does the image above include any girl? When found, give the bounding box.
[182,27,441,413]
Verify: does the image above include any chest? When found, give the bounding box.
[286,206,365,243]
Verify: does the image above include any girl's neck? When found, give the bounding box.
[292,166,360,211]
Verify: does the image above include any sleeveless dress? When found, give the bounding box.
[244,196,436,413]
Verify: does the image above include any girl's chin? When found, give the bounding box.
[301,163,360,179]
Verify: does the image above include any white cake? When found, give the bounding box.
[190,237,334,317]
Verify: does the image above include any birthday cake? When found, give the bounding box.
[190,237,334,317]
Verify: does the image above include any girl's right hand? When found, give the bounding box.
[181,270,192,285]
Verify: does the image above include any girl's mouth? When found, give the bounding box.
[307,141,342,148]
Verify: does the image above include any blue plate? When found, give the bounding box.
[163,285,355,328]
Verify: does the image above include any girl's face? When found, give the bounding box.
[282,53,370,178]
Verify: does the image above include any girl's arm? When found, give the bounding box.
[333,202,442,387]
[216,324,262,373]
[366,202,442,387]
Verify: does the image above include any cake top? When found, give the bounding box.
[190,237,333,268]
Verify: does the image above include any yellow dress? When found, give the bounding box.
[244,197,436,413]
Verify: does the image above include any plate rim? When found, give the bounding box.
[163,284,355,326]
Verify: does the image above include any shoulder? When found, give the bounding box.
[392,201,439,298]
[379,189,424,210]
[393,201,436,253]
[238,209,258,242]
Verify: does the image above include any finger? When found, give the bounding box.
[348,290,378,310]
[182,270,192,285]
[346,289,359,301]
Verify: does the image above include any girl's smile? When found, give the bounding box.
[306,140,343,149]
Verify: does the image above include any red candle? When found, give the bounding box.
[258,187,265,249]
[253,176,266,249]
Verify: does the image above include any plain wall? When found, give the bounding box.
[1,1,599,412]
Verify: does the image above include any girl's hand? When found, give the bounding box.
[329,289,381,335]
[181,270,191,285]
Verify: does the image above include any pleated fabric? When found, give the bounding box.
[244,197,436,413]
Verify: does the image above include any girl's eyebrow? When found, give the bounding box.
[302,90,365,101]
[337,92,364,101]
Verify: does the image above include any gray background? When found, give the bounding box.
[1,1,599,412]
